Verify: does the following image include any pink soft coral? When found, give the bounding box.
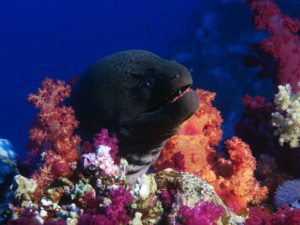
[27,78,81,198]
[247,0,300,93]
[156,89,268,214]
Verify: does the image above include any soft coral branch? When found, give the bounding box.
[27,78,81,198]
[247,0,300,93]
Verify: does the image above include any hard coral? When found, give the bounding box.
[27,78,81,197]
[156,89,267,214]
[247,0,300,93]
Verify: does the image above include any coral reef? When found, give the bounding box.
[156,90,268,214]
[237,0,300,178]
[4,79,236,225]
[3,1,300,223]
[155,169,245,225]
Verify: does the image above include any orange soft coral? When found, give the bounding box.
[155,89,268,214]
[27,78,81,198]
[213,137,268,213]
[156,89,222,183]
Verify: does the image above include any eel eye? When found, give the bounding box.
[143,75,155,88]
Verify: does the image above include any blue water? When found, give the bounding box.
[0,0,298,154]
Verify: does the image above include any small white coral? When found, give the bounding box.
[275,179,300,208]
[272,83,300,148]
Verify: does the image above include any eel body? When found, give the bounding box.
[70,50,199,184]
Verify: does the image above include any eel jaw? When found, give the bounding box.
[144,84,193,113]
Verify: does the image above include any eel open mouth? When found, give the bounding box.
[144,85,193,113]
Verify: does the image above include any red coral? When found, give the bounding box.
[156,89,267,214]
[213,137,268,214]
[27,78,81,198]
[161,152,186,172]
[247,0,300,93]
[245,205,300,225]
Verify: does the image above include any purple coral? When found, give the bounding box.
[106,187,133,224]
[178,201,224,225]
[79,187,133,225]
[245,205,300,225]
[44,219,67,225]
[160,189,177,208]
[93,129,119,163]
[78,214,112,225]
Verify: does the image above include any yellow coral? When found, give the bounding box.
[272,83,300,148]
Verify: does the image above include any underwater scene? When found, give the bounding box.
[1,0,300,224]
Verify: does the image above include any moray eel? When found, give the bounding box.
[70,50,199,184]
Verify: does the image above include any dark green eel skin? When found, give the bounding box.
[70,50,199,184]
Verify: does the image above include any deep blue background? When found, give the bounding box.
[0,0,298,154]
[0,0,200,153]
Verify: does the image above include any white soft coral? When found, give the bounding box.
[272,83,300,148]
